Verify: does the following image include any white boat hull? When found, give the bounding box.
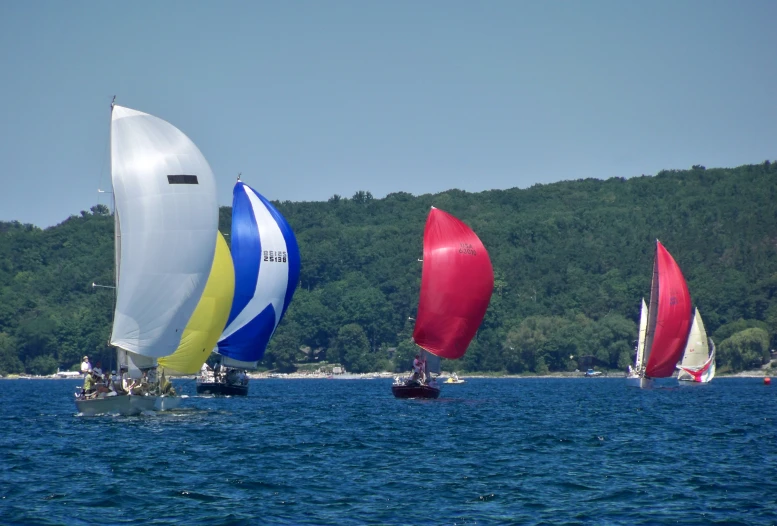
[75,394,157,416]
[154,395,182,411]
[626,376,678,389]
[626,376,652,388]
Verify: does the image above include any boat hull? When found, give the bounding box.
[391,383,441,399]
[626,376,678,389]
[196,382,249,396]
[75,395,157,416]
[626,376,652,389]
[155,395,182,411]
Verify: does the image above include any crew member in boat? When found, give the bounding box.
[93,371,113,397]
[109,370,125,395]
[80,356,92,376]
[93,361,103,377]
[159,371,175,395]
[81,370,97,398]
[125,370,150,396]
[412,355,422,381]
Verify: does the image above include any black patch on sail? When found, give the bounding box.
[167,175,199,185]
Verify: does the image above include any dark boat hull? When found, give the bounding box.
[391,383,441,399]
[196,382,249,396]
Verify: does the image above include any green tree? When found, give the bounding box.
[718,328,770,372]
[332,324,371,373]
[264,321,302,373]
[26,354,58,375]
[0,332,22,374]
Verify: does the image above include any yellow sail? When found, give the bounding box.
[158,232,235,375]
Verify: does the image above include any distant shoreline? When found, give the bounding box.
[3,370,773,380]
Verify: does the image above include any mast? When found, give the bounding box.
[110,97,118,303]
[109,96,123,375]
[642,240,660,373]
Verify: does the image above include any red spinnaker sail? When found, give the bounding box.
[645,241,692,378]
[412,208,494,360]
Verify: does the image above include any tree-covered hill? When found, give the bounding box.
[1,163,775,376]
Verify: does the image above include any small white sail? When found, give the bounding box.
[635,298,648,371]
[677,310,715,383]
[109,105,218,358]
[678,309,709,373]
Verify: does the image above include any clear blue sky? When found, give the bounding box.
[1,0,775,228]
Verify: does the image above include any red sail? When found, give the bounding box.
[645,241,692,378]
[412,208,494,360]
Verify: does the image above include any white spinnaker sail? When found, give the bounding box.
[677,309,710,380]
[109,105,218,358]
[705,341,716,382]
[635,298,648,369]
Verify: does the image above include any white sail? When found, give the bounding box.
[109,105,218,358]
[677,309,715,383]
[635,298,648,370]
[677,309,709,374]
[705,341,716,382]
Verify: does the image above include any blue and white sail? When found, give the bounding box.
[216,181,301,367]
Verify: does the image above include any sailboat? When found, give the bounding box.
[75,102,219,415]
[676,308,716,383]
[627,240,692,388]
[627,298,648,379]
[392,207,494,399]
[196,178,301,396]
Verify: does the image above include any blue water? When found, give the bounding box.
[1,377,776,525]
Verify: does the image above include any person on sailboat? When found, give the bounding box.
[412,355,423,382]
[159,371,175,395]
[80,356,92,375]
[81,370,97,398]
[108,370,124,395]
[93,372,112,397]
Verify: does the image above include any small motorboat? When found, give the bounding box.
[444,373,465,384]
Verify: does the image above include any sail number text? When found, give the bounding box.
[459,243,477,256]
[264,250,288,263]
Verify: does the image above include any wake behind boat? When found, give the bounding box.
[76,101,220,415]
[392,207,493,399]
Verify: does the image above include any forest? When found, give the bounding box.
[1,162,775,376]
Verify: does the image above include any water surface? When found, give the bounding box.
[1,377,775,525]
